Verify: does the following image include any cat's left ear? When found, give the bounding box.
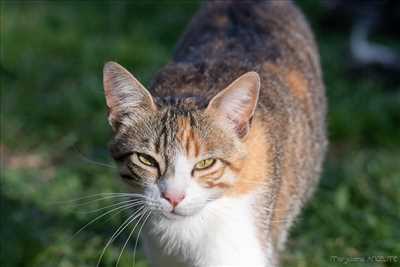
[103,61,157,131]
[206,72,260,138]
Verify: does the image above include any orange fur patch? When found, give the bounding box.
[264,63,310,106]
[263,62,280,73]
[225,118,270,196]
[286,70,309,102]
[176,117,200,157]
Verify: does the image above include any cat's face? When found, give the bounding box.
[103,62,259,219]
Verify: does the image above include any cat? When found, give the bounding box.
[102,1,327,266]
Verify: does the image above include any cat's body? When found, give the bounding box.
[103,1,326,267]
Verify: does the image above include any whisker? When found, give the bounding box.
[96,206,146,267]
[74,147,117,169]
[116,208,149,267]
[50,193,136,205]
[116,222,136,267]
[52,193,151,209]
[81,158,116,169]
[78,199,145,214]
[133,210,152,267]
[71,202,140,240]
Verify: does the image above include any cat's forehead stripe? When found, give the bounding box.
[176,116,201,158]
[155,111,170,154]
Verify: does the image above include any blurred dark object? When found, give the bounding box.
[322,0,400,79]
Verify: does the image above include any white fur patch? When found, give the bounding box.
[172,153,193,194]
[143,193,272,267]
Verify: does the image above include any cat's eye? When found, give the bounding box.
[194,158,216,170]
[136,153,157,167]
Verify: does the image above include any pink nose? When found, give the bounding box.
[162,192,185,208]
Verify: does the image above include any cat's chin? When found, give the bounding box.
[159,209,200,221]
[161,211,192,220]
[158,211,185,220]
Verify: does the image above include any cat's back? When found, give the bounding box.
[174,0,318,69]
[150,0,324,115]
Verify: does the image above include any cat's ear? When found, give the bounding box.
[206,72,260,138]
[103,61,157,130]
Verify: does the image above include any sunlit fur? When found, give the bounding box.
[103,1,327,267]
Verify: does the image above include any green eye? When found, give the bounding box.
[137,153,156,167]
[195,158,216,170]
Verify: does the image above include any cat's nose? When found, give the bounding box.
[162,192,185,208]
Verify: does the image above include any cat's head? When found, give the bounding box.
[103,62,260,219]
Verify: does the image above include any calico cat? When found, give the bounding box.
[103,1,327,266]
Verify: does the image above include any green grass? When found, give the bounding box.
[1,1,399,267]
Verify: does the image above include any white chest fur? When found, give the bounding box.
[143,194,272,267]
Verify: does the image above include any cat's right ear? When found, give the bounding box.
[103,61,157,131]
[205,72,260,138]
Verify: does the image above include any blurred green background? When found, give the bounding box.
[1,1,399,267]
